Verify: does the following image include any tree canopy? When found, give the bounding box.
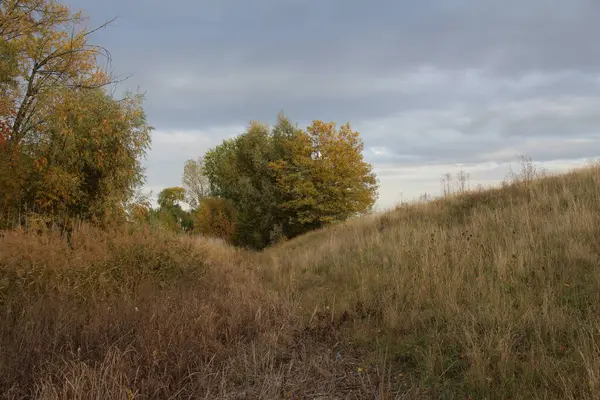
[0,0,152,227]
[202,114,378,249]
[270,120,379,231]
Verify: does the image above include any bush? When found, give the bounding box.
[194,197,237,243]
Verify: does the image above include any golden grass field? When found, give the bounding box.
[2,162,600,399]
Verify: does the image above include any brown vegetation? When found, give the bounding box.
[2,163,600,399]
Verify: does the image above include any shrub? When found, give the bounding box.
[194,197,237,243]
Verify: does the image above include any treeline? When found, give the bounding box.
[0,0,379,250]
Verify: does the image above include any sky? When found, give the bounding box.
[66,0,600,210]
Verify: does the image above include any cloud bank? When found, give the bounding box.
[66,0,600,208]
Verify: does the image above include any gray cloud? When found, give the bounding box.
[71,0,600,126]
[359,95,600,167]
[63,0,600,207]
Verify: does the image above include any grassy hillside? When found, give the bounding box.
[2,164,600,399]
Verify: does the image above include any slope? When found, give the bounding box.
[2,163,600,399]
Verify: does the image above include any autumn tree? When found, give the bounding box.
[194,197,237,243]
[0,0,152,227]
[29,88,151,221]
[0,108,24,220]
[1,0,118,146]
[182,156,210,209]
[0,85,152,226]
[0,39,17,113]
[202,114,378,249]
[269,120,378,234]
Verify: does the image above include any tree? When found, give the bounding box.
[158,186,185,209]
[0,1,152,227]
[203,118,296,249]
[0,38,18,114]
[42,88,150,219]
[182,157,210,209]
[269,120,378,233]
[155,187,194,232]
[0,107,26,222]
[202,114,378,249]
[1,0,117,148]
[5,87,152,224]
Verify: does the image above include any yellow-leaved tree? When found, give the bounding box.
[28,87,151,223]
[1,0,114,145]
[0,0,152,228]
[270,120,379,235]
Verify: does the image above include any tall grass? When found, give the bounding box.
[259,162,600,399]
[2,162,600,399]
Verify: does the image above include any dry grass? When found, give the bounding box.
[2,163,600,399]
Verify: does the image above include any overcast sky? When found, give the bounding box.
[67,0,600,210]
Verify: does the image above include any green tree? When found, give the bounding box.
[155,187,194,232]
[204,118,295,248]
[158,186,185,209]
